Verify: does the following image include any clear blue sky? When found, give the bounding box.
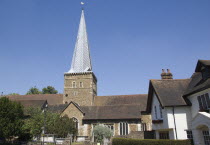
[0,0,210,95]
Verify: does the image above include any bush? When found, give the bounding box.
[112,138,191,145]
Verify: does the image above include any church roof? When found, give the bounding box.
[7,94,63,105]
[68,10,92,73]
[82,94,148,120]
[94,94,147,106]
[14,100,47,109]
[81,105,144,120]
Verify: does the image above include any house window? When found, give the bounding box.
[197,93,210,111]
[141,123,147,131]
[203,130,210,145]
[154,106,157,119]
[159,105,163,118]
[79,82,83,88]
[72,81,76,88]
[120,122,128,135]
[186,130,194,144]
[159,131,169,139]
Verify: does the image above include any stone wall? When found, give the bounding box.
[63,72,97,106]
[61,103,85,136]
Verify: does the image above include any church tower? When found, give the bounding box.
[63,10,97,106]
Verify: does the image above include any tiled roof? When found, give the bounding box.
[81,105,144,120]
[14,100,47,108]
[7,94,63,105]
[48,104,68,113]
[94,94,147,106]
[152,79,190,106]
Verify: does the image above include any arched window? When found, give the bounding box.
[72,117,78,130]
[72,81,76,88]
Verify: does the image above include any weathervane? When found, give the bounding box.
[81,2,85,10]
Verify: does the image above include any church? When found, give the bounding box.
[8,10,151,142]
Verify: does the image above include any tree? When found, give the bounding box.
[42,86,58,94]
[23,107,77,139]
[26,87,41,95]
[0,97,24,140]
[93,125,113,143]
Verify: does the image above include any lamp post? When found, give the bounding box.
[42,103,48,145]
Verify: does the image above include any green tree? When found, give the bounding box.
[0,97,24,141]
[23,107,77,139]
[26,87,41,95]
[93,125,113,143]
[42,86,58,94]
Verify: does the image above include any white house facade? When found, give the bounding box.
[145,60,210,145]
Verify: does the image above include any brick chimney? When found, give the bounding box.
[161,69,173,79]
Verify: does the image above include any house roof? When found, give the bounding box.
[7,94,63,105]
[145,79,191,113]
[81,105,145,120]
[94,94,147,106]
[151,79,191,106]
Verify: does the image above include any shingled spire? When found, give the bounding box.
[68,9,92,73]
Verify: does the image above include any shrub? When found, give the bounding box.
[112,138,191,145]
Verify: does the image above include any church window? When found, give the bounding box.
[80,82,83,88]
[73,91,78,96]
[120,122,128,135]
[197,93,210,111]
[141,123,147,131]
[65,101,68,104]
[72,81,76,88]
[73,117,79,130]
[159,105,163,118]
[159,131,169,139]
[65,94,68,97]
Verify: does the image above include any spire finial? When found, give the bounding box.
[81,2,85,10]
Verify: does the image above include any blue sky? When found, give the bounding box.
[0,0,210,95]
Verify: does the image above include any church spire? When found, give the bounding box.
[68,9,92,73]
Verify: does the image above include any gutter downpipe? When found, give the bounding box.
[172,106,178,140]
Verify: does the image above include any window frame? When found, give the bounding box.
[119,122,128,136]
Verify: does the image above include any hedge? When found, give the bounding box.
[112,138,191,145]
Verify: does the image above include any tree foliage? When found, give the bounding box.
[0,97,24,140]
[42,86,58,94]
[23,107,77,139]
[26,87,41,95]
[93,125,113,143]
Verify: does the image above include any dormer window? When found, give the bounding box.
[197,93,210,111]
